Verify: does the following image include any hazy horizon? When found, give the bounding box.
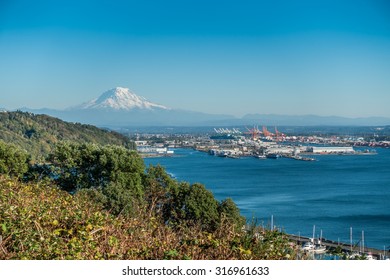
[1,0,390,118]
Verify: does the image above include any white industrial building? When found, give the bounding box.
[137,146,174,155]
[267,146,295,155]
[308,146,354,154]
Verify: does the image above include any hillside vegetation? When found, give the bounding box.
[0,175,297,260]
[0,116,299,260]
[0,111,135,160]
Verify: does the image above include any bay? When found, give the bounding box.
[144,148,390,250]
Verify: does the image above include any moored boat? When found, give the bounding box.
[301,226,327,254]
[301,241,315,251]
[266,153,280,159]
[254,154,266,159]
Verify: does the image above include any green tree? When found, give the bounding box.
[99,181,136,216]
[143,165,178,218]
[0,140,29,178]
[183,183,220,231]
[143,167,218,230]
[143,165,245,232]
[48,142,145,215]
[49,142,144,193]
[219,198,246,229]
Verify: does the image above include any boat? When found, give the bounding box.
[301,241,326,253]
[266,153,280,159]
[227,154,240,159]
[347,252,376,260]
[301,241,315,251]
[290,155,316,161]
[313,229,327,253]
[313,243,327,254]
[216,150,228,157]
[302,157,316,161]
[301,226,327,254]
[365,253,376,260]
[254,154,266,159]
[348,252,362,260]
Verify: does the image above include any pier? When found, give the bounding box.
[286,233,388,260]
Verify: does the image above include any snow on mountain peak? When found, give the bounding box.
[79,87,169,111]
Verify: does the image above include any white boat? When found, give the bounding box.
[347,252,376,260]
[313,229,327,253]
[301,226,327,254]
[301,241,327,253]
[227,154,240,159]
[313,244,327,254]
[348,252,362,260]
[301,241,315,251]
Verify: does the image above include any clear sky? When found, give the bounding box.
[1,0,389,117]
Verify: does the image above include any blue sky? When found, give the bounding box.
[1,0,389,117]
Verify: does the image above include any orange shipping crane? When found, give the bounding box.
[245,126,262,140]
[274,126,285,141]
[262,126,274,137]
[274,127,285,137]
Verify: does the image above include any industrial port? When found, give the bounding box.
[133,125,382,158]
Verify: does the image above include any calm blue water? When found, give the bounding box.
[144,148,390,250]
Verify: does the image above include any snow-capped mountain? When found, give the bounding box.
[76,87,169,111]
[16,86,234,127]
[38,86,232,126]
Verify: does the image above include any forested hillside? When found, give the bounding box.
[0,114,299,260]
[0,111,135,160]
[0,139,298,260]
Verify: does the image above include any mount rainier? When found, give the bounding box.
[75,87,169,111]
[25,87,232,127]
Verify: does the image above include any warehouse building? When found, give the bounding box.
[308,146,354,154]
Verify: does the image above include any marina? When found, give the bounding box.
[288,232,388,260]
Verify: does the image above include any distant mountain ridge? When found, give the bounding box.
[13,87,390,127]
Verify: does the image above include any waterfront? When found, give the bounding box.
[144,147,390,251]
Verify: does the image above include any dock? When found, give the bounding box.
[287,233,388,260]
